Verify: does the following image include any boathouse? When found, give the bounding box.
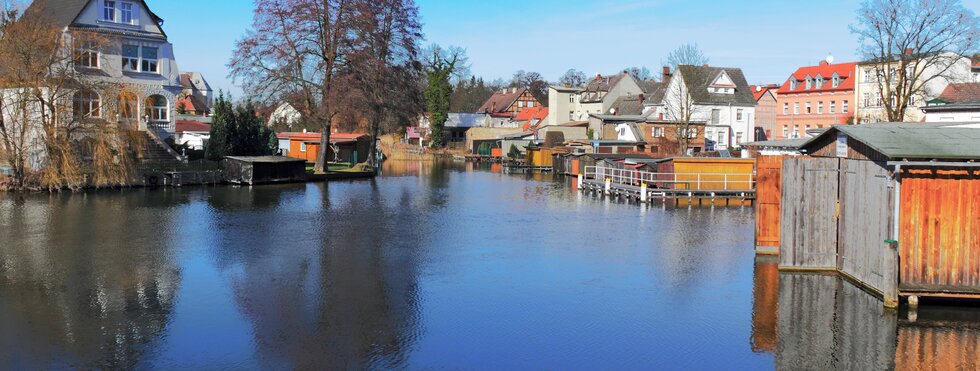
[222,156,307,185]
[778,123,980,306]
[748,139,807,254]
[652,157,756,191]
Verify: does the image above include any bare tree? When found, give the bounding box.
[623,66,653,81]
[558,69,587,87]
[231,0,356,173]
[349,0,424,169]
[852,0,979,122]
[662,44,711,154]
[510,70,548,105]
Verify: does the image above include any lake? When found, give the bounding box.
[1,160,978,369]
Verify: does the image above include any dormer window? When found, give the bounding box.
[103,1,139,25]
[103,1,115,21]
[832,76,841,88]
[816,77,824,88]
[805,77,813,90]
[790,80,798,90]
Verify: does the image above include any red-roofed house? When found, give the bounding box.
[477,87,541,119]
[277,132,372,164]
[514,107,549,131]
[750,85,779,139]
[175,120,211,150]
[922,82,980,122]
[776,60,857,139]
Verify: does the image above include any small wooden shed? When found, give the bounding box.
[780,123,980,306]
[222,156,308,185]
[525,147,568,168]
[653,157,756,190]
[750,139,807,254]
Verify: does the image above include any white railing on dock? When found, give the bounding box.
[583,166,755,191]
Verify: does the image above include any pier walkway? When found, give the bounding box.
[578,166,756,205]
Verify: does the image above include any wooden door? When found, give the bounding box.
[780,157,840,269]
[755,155,784,253]
[838,159,896,297]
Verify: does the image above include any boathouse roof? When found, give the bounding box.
[801,123,980,161]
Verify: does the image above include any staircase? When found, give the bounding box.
[135,131,183,166]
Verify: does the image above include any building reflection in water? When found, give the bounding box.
[752,256,980,370]
[0,191,183,369]
[207,178,428,369]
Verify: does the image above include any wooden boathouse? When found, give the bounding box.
[222,156,308,185]
[743,139,807,254]
[776,123,980,307]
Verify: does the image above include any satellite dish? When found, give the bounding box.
[609,108,617,115]
[826,54,835,64]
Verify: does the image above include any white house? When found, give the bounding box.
[268,102,303,127]
[175,120,210,150]
[25,0,185,138]
[547,73,646,127]
[922,82,980,122]
[855,52,973,123]
[648,65,757,149]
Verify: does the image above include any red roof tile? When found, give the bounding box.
[175,120,211,133]
[938,83,980,104]
[777,61,858,95]
[176,95,209,113]
[514,107,548,121]
[477,88,532,114]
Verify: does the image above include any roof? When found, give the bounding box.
[559,121,589,127]
[609,95,646,116]
[176,95,209,113]
[936,83,980,105]
[636,80,663,95]
[676,65,756,106]
[749,85,778,101]
[224,156,305,164]
[777,61,858,95]
[802,123,980,160]
[514,107,548,122]
[277,132,369,141]
[175,120,210,133]
[591,114,648,122]
[580,73,631,103]
[477,88,530,114]
[742,138,808,149]
[24,0,166,34]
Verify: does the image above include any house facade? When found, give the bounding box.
[922,83,980,122]
[547,73,645,127]
[25,0,185,139]
[750,85,779,140]
[177,72,213,116]
[775,60,857,139]
[854,52,973,123]
[477,87,540,119]
[649,65,757,149]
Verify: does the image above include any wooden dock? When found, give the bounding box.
[578,166,756,206]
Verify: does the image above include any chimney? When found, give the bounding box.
[904,48,914,55]
[819,60,829,66]
[491,101,497,112]
[595,73,602,81]
[703,64,709,68]
[512,87,518,94]
[662,66,671,79]
[638,93,645,105]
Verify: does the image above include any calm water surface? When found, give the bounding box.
[1,161,978,369]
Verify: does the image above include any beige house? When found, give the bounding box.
[854,52,973,123]
[546,73,645,127]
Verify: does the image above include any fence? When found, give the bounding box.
[583,166,755,191]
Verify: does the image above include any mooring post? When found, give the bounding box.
[605,178,611,195]
[640,183,648,203]
[578,174,584,190]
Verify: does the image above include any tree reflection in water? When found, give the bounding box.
[751,257,980,370]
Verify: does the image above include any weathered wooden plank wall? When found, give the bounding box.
[838,159,897,300]
[780,157,840,269]
[755,155,783,253]
[900,167,980,294]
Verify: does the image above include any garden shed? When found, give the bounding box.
[780,123,980,306]
[223,156,307,185]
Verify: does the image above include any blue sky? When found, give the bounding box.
[149,0,980,96]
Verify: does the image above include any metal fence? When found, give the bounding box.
[583,165,756,191]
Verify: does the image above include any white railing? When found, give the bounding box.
[583,166,755,191]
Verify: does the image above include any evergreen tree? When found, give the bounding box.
[205,94,278,160]
[205,93,233,161]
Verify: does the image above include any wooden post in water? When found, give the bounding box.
[578,174,584,189]
[641,183,648,203]
[605,178,611,195]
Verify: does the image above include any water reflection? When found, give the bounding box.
[0,192,181,369]
[751,258,980,370]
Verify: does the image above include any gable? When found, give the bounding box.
[711,71,735,87]
[71,0,166,36]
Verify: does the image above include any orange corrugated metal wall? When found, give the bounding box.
[755,156,784,251]
[899,168,980,293]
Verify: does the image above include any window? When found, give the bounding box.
[817,102,823,114]
[569,95,574,103]
[119,94,138,127]
[805,102,812,114]
[518,101,524,108]
[122,44,139,71]
[122,44,159,73]
[146,94,168,126]
[120,2,135,24]
[790,80,798,90]
[300,142,307,152]
[793,102,799,115]
[864,68,875,82]
[74,41,99,68]
[782,125,788,137]
[735,132,742,145]
[527,101,534,108]
[103,1,116,21]
[830,101,836,113]
[736,109,744,121]
[863,93,871,107]
[141,46,158,73]
[832,76,840,88]
[783,103,789,114]
[816,77,824,88]
[73,90,101,118]
[805,77,812,90]
[652,127,665,138]
[843,100,849,113]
